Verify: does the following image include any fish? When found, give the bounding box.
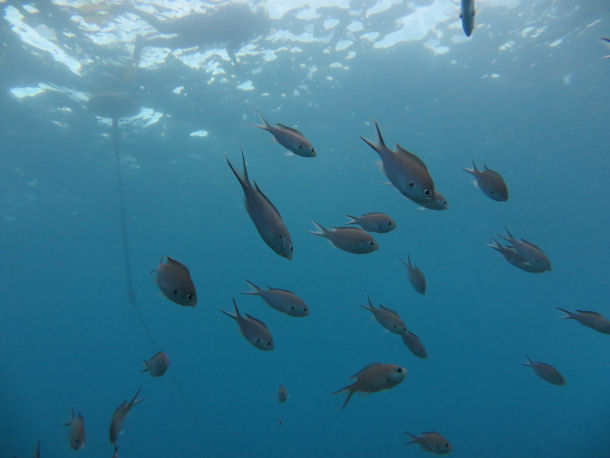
[344,212,397,233]
[460,0,476,37]
[521,356,566,386]
[221,299,274,351]
[361,121,435,204]
[463,161,508,201]
[142,351,170,377]
[35,440,40,458]
[487,239,546,273]
[406,431,453,454]
[152,256,197,306]
[499,228,551,272]
[109,387,144,445]
[416,190,450,211]
[402,255,426,295]
[557,308,610,334]
[277,385,288,403]
[360,296,407,335]
[309,221,378,254]
[64,409,85,450]
[242,280,309,317]
[401,331,428,359]
[255,109,316,157]
[227,151,293,259]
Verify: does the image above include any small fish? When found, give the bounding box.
[221,299,274,351]
[460,0,475,37]
[361,121,435,204]
[64,409,85,450]
[255,109,316,157]
[499,228,551,272]
[309,221,378,254]
[487,239,545,273]
[401,331,428,359]
[227,151,293,259]
[109,387,144,445]
[416,190,450,211]
[521,356,566,386]
[332,363,407,410]
[360,296,407,335]
[344,212,396,233]
[402,255,426,295]
[141,351,170,377]
[242,280,309,317]
[557,308,610,334]
[463,161,508,202]
[277,385,288,403]
[152,256,197,306]
[406,431,453,454]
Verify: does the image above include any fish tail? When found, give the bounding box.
[308,221,327,237]
[141,360,149,373]
[130,386,144,407]
[232,298,241,317]
[332,384,354,410]
[226,154,246,189]
[373,120,386,148]
[254,107,271,129]
[521,355,533,367]
[360,135,378,154]
[367,295,375,308]
[220,308,237,320]
[463,160,476,175]
[242,279,262,296]
[404,432,418,445]
[344,215,357,225]
[556,307,574,319]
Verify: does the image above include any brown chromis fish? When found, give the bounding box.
[109,387,144,445]
[277,385,288,403]
[345,212,396,233]
[221,299,274,351]
[557,308,610,334]
[152,257,197,306]
[255,109,316,157]
[309,221,378,254]
[360,296,407,335]
[497,228,551,272]
[522,356,566,385]
[401,331,428,359]
[463,160,508,202]
[406,431,453,454]
[142,351,170,377]
[242,280,309,317]
[403,255,426,295]
[64,409,85,450]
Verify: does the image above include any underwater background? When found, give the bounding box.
[1,0,609,457]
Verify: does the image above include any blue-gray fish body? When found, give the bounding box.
[277,385,288,403]
[460,0,475,37]
[361,121,434,204]
[360,296,407,335]
[403,255,426,295]
[65,410,85,450]
[227,151,293,259]
[222,299,274,350]
[557,308,610,334]
[406,431,453,454]
[142,351,170,377]
[310,221,378,254]
[500,228,551,272]
[463,161,508,201]
[242,280,309,317]
[153,257,197,306]
[401,331,428,359]
[256,110,315,157]
[109,388,144,445]
[487,239,545,273]
[522,356,566,385]
[345,212,396,233]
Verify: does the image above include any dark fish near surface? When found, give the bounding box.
[402,255,426,295]
[277,385,288,403]
[361,121,435,204]
[360,296,407,335]
[152,256,197,306]
[460,0,475,37]
[227,151,293,259]
[557,308,610,334]
[242,280,309,317]
[401,331,428,359]
[463,161,508,201]
[406,431,453,454]
[499,228,551,272]
[221,299,274,351]
[64,410,85,450]
[522,356,566,386]
[109,388,144,445]
[142,351,170,377]
[333,363,407,410]
[345,212,396,233]
[309,221,378,254]
[487,239,545,273]
[255,109,316,157]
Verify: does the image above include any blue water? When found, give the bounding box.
[1,1,609,457]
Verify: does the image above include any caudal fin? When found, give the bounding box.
[308,221,328,237]
[556,307,574,319]
[242,279,262,296]
[332,384,354,410]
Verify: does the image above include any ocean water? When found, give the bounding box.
[1,0,609,457]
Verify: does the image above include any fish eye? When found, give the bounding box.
[187,294,192,300]
[291,305,295,310]
[256,338,261,343]
[267,341,272,346]
[424,189,431,196]
[298,145,303,149]
[397,367,403,372]
[408,182,414,187]
[173,289,178,295]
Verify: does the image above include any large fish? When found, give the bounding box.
[64,409,85,450]
[227,151,293,259]
[499,228,551,272]
[405,431,453,454]
[361,121,435,204]
[332,363,406,410]
[460,0,476,37]
[360,296,407,335]
[255,109,316,157]
[109,388,144,445]
[521,356,566,386]
[221,299,274,351]
[463,161,508,202]
[557,308,610,334]
[242,280,309,317]
[152,256,197,306]
[309,221,378,254]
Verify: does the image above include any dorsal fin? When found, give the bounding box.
[253,181,282,217]
[351,362,381,378]
[395,144,428,171]
[245,314,269,329]
[276,123,304,136]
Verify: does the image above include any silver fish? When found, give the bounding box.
[499,228,551,272]
[401,331,428,359]
[142,351,170,377]
[227,151,293,259]
[109,387,144,445]
[333,363,407,410]
[64,409,85,450]
[255,109,316,157]
[221,299,274,351]
[277,385,288,403]
[402,255,426,295]
[460,0,475,37]
[406,431,453,455]
[345,212,397,233]
[361,121,435,204]
[242,280,309,317]
[309,221,378,254]
[152,256,197,306]
[557,308,610,334]
[487,239,546,273]
[360,296,407,335]
[521,356,566,386]
[463,161,508,201]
